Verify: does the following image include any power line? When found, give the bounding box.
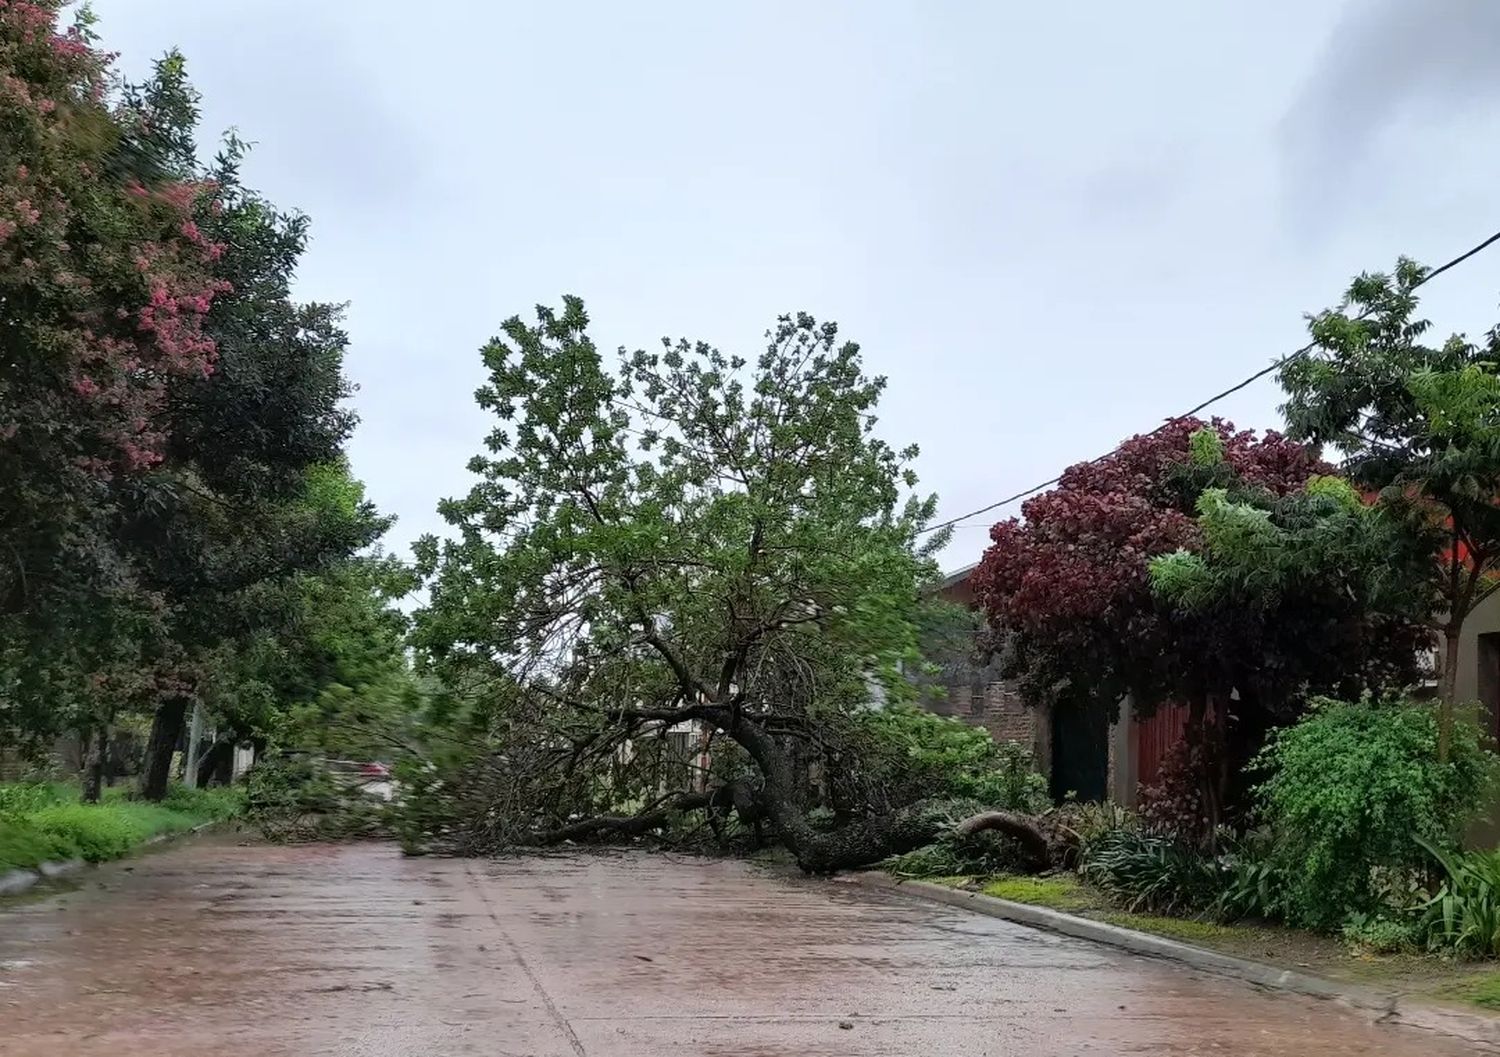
[916,227,1500,537]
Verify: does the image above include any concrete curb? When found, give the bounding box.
[848,872,1500,1053]
[0,859,84,897]
[0,819,223,901]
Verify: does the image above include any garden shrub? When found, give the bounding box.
[1420,841,1500,958]
[1053,800,1137,857]
[1079,828,1221,914]
[1137,739,1222,848]
[963,740,1052,813]
[855,703,1049,813]
[1342,912,1421,954]
[26,803,199,862]
[1212,830,1288,922]
[1256,697,1495,930]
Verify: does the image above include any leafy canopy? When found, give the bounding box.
[1256,697,1494,929]
[410,299,946,857]
[415,298,939,709]
[972,418,1341,717]
[1279,258,1500,752]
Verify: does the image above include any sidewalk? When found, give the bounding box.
[846,871,1500,1053]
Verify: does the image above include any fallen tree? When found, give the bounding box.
[409,702,1067,873]
[406,301,1060,872]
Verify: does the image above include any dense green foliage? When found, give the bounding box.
[854,705,1049,814]
[0,780,237,872]
[1341,913,1423,954]
[976,420,1429,840]
[1255,698,1494,929]
[0,5,409,796]
[1420,842,1500,958]
[1148,471,1432,705]
[875,712,1050,878]
[1079,829,1222,915]
[1280,259,1500,756]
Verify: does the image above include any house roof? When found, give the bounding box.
[917,562,981,603]
[937,561,978,591]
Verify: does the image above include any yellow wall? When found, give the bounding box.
[1451,590,1500,847]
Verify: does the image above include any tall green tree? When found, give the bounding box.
[91,55,388,799]
[1279,258,1500,759]
[189,550,419,783]
[0,12,399,797]
[0,5,227,770]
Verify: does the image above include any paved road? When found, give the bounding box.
[0,838,1479,1056]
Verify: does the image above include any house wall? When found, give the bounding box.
[1447,590,1500,846]
[923,564,1128,801]
[919,675,1051,772]
[1452,588,1500,738]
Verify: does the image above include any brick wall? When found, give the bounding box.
[918,565,1049,773]
[918,675,1049,776]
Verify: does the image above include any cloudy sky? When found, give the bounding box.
[97,1,1500,572]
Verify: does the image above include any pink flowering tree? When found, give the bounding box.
[1,2,225,605]
[0,7,390,799]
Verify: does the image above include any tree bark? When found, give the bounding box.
[139,696,189,802]
[719,705,1059,874]
[955,811,1061,872]
[1439,625,1460,764]
[81,725,105,804]
[521,792,713,845]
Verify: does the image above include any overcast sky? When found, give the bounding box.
[97,1,1500,573]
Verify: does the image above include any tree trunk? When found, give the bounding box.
[954,811,1060,871]
[81,726,105,804]
[1439,626,1461,764]
[139,696,189,802]
[521,792,713,845]
[1205,695,1230,850]
[182,701,204,789]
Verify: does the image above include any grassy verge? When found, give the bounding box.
[0,782,242,874]
[931,872,1500,1015]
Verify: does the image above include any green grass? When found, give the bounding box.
[981,874,1098,912]
[0,782,242,874]
[947,868,1500,1018]
[971,871,1332,964]
[1098,911,1241,943]
[0,820,74,873]
[162,785,245,821]
[1438,972,1500,1011]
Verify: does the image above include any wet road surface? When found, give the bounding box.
[0,838,1480,1056]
